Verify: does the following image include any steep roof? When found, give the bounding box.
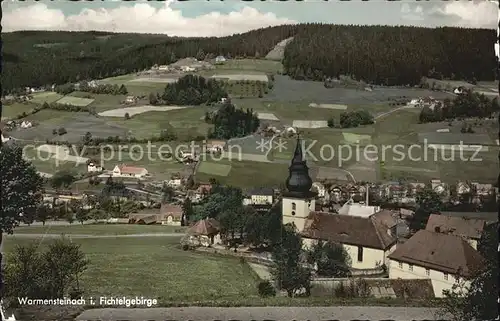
[160,203,183,219]
[426,214,486,239]
[249,187,274,196]
[388,230,484,277]
[301,210,397,250]
[188,218,220,236]
[440,211,498,223]
[117,164,147,174]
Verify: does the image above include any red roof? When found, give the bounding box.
[117,164,146,174]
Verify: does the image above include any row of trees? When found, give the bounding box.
[3,25,494,94]
[328,110,374,128]
[419,91,499,123]
[206,102,260,139]
[79,83,128,95]
[150,75,227,106]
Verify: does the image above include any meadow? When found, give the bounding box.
[1,102,39,120]
[3,236,260,302]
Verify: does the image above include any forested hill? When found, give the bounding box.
[2,24,495,94]
[283,25,496,85]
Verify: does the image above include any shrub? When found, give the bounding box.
[124,112,130,120]
[257,280,276,297]
[57,127,67,135]
[182,244,190,251]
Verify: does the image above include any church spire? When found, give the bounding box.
[285,136,313,196]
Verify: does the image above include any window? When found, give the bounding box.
[357,246,363,262]
[408,264,413,272]
[444,273,448,281]
[398,262,403,269]
[291,202,296,210]
[425,269,430,276]
[291,211,295,216]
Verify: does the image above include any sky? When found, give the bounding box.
[2,0,498,37]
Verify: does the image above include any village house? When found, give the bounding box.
[112,164,149,178]
[20,120,33,128]
[439,211,498,223]
[408,182,426,195]
[205,140,226,153]
[87,161,103,172]
[245,187,274,206]
[167,178,182,188]
[456,181,471,196]
[425,214,487,250]
[470,182,493,196]
[125,95,138,104]
[194,183,212,200]
[388,230,484,298]
[160,203,183,225]
[215,56,226,64]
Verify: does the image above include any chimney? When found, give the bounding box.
[434,226,441,233]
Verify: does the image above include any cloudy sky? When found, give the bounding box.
[2,0,498,36]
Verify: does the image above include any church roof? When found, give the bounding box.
[285,137,313,196]
[301,210,398,250]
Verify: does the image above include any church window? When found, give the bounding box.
[291,211,295,216]
[291,202,296,210]
[357,246,364,262]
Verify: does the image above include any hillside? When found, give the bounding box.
[2,24,495,94]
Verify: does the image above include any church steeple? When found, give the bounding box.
[285,136,313,196]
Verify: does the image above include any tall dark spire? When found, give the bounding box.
[285,136,313,195]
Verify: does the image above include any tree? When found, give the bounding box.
[161,183,175,203]
[185,175,195,189]
[124,112,130,120]
[306,241,352,277]
[149,92,158,105]
[440,222,498,320]
[51,170,76,189]
[327,117,335,128]
[75,208,88,225]
[118,84,128,95]
[409,188,442,232]
[0,144,44,297]
[181,197,193,226]
[271,225,312,297]
[82,131,92,145]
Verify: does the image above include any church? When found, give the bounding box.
[281,137,399,271]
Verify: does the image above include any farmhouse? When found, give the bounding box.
[281,138,398,270]
[158,65,169,71]
[112,164,149,178]
[215,56,226,64]
[160,203,183,226]
[125,96,138,104]
[387,230,484,298]
[425,214,487,250]
[205,139,226,153]
[244,187,274,205]
[87,162,103,172]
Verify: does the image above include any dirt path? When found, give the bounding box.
[76,306,446,321]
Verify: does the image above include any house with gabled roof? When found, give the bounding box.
[425,214,487,250]
[388,230,484,298]
[112,164,149,178]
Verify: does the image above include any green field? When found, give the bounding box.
[23,149,87,174]
[3,236,259,301]
[30,92,64,104]
[197,161,232,176]
[213,59,283,73]
[1,102,39,119]
[104,107,212,141]
[68,91,128,111]
[13,224,187,235]
[56,96,95,107]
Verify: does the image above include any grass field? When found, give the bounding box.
[3,236,260,301]
[213,59,283,74]
[30,92,64,104]
[197,161,232,176]
[104,107,212,141]
[196,159,289,188]
[23,148,87,174]
[13,224,186,235]
[56,96,95,107]
[1,102,39,119]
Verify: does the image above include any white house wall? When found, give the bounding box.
[388,259,468,298]
[343,244,386,270]
[251,195,273,205]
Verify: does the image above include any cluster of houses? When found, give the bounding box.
[408,96,441,109]
[310,179,497,207]
[149,56,223,75]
